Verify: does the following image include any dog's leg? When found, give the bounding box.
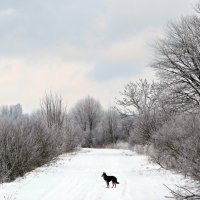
[106,181,109,188]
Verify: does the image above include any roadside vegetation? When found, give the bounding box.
[116,3,200,199]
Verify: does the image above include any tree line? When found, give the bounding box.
[116,3,200,199]
[0,94,131,182]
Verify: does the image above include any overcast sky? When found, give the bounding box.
[0,0,198,113]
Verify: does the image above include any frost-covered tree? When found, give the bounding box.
[152,14,200,111]
[149,4,200,198]
[71,96,103,147]
[40,92,66,130]
[117,79,164,144]
[102,107,121,145]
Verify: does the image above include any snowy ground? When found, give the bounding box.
[0,148,192,200]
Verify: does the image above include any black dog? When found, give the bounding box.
[101,172,119,188]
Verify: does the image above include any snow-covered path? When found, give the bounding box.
[0,148,188,200]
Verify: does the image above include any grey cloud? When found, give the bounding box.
[0,0,196,56]
[0,0,197,79]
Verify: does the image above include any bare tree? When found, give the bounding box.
[148,4,200,198]
[117,79,164,144]
[102,107,121,145]
[117,79,163,116]
[40,92,66,130]
[71,96,103,147]
[120,115,134,140]
[152,14,200,111]
[40,92,80,153]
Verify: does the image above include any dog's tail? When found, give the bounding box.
[116,181,119,184]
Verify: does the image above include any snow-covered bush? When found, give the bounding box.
[0,94,79,182]
[151,113,200,182]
